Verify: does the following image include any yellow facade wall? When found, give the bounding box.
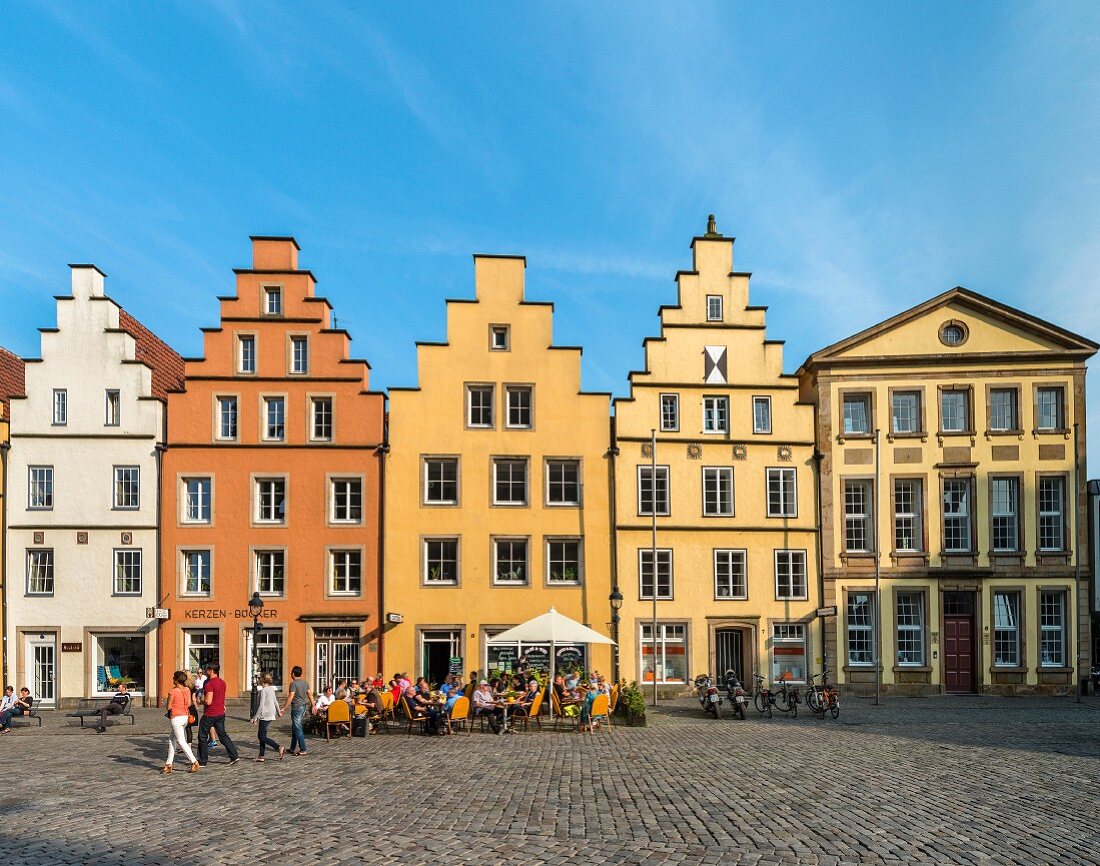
[383,255,613,684]
[614,226,820,694]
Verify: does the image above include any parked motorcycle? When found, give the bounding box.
[723,669,747,720]
[693,674,723,719]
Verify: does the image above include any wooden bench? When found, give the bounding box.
[66,698,135,727]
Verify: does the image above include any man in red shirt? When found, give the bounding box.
[197,663,239,766]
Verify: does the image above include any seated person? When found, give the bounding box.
[564,672,579,690]
[0,686,14,714]
[439,674,456,697]
[348,679,361,695]
[360,683,385,734]
[95,682,131,732]
[510,674,525,692]
[489,676,505,696]
[0,688,33,732]
[314,685,336,717]
[472,681,505,734]
[404,685,439,735]
[577,685,598,732]
[553,675,577,709]
[372,673,385,689]
[515,680,541,716]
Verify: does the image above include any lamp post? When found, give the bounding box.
[609,588,624,683]
[247,592,264,717]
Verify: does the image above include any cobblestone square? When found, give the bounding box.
[0,696,1097,865]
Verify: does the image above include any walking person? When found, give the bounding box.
[251,673,285,762]
[197,663,239,766]
[163,671,199,774]
[279,665,313,756]
[193,668,217,748]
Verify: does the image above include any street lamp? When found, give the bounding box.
[248,592,264,717]
[609,588,624,683]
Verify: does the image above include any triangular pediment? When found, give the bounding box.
[804,287,1097,366]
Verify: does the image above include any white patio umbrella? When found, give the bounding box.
[487,608,616,709]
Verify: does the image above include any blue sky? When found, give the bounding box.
[2,3,1099,467]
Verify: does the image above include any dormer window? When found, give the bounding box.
[490,325,510,351]
[264,287,283,316]
[706,295,723,322]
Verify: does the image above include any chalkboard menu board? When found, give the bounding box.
[449,657,463,677]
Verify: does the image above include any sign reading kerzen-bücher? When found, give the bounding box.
[184,608,279,620]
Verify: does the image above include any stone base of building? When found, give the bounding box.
[841,682,1078,698]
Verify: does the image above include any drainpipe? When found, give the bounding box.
[1,440,9,686]
[154,437,166,710]
[811,447,826,684]
[1074,421,1081,704]
[377,403,389,677]
[607,414,620,684]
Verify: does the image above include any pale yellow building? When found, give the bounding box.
[799,288,1097,695]
[384,255,613,684]
[613,218,819,695]
[0,347,25,685]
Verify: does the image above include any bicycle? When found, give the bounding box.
[752,675,799,718]
[804,671,840,719]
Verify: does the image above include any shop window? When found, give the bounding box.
[94,634,146,695]
[771,623,806,682]
[639,623,686,684]
[185,630,219,675]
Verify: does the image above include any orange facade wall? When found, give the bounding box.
[158,237,385,699]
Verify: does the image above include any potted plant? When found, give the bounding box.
[621,680,647,726]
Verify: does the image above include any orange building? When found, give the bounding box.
[158,237,385,700]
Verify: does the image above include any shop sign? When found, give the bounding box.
[146,607,170,620]
[183,608,278,620]
[816,606,838,617]
[61,643,82,653]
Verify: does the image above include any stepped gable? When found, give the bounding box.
[0,346,26,419]
[118,309,185,400]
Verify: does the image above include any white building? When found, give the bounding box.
[4,265,182,707]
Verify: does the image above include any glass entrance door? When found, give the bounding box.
[25,633,57,706]
[314,628,360,691]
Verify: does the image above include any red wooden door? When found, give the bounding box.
[943,616,974,693]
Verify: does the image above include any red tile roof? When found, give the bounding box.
[0,346,25,420]
[118,309,185,401]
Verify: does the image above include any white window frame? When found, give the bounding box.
[771,623,807,683]
[1039,590,1066,668]
[659,393,679,432]
[940,390,968,433]
[991,476,1020,553]
[423,537,459,585]
[639,622,687,685]
[713,549,747,600]
[989,388,1018,432]
[330,478,363,524]
[637,465,670,516]
[423,458,459,505]
[237,334,257,375]
[702,395,729,434]
[1036,387,1065,431]
[706,295,723,322]
[105,389,120,427]
[263,396,286,442]
[183,477,212,524]
[28,466,54,510]
[846,591,875,666]
[255,477,287,525]
[891,391,921,435]
[1037,476,1066,552]
[52,389,67,426]
[290,336,309,375]
[546,538,583,586]
[992,591,1020,668]
[942,477,972,553]
[466,384,494,428]
[895,592,925,666]
[504,385,533,429]
[27,549,55,596]
[216,396,238,441]
[766,467,797,518]
[492,537,530,586]
[329,549,363,597]
[492,457,528,506]
[774,549,808,600]
[264,286,282,316]
[182,549,212,597]
[310,396,333,442]
[113,466,141,510]
[489,325,509,351]
[701,466,734,517]
[545,459,581,507]
[843,393,871,435]
[638,548,673,600]
[113,549,142,596]
[255,549,286,597]
[893,478,923,553]
[843,479,873,553]
[752,396,772,434]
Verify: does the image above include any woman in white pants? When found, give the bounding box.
[163,670,199,774]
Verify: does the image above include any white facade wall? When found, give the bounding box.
[4,266,165,707]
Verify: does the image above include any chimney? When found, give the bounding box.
[69,264,107,298]
[250,236,300,271]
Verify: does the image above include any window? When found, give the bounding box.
[1038,476,1066,552]
[893,479,923,552]
[989,388,1018,432]
[843,393,871,435]
[238,335,256,374]
[28,466,53,509]
[264,287,282,315]
[217,396,238,440]
[638,549,673,600]
[991,477,1020,553]
[702,467,734,516]
[492,458,528,506]
[713,549,747,599]
[290,337,308,374]
[752,396,772,434]
[1039,591,1066,667]
[424,458,458,505]
[311,397,332,441]
[940,390,969,433]
[843,480,873,553]
[248,628,284,689]
[331,478,362,523]
[184,478,212,523]
[659,393,679,432]
[896,592,925,666]
[263,397,285,441]
[256,478,286,524]
[1036,387,1065,431]
[423,538,459,584]
[993,591,1020,667]
[105,390,120,426]
[113,466,140,509]
[847,592,875,666]
[942,478,972,552]
[702,396,728,434]
[330,550,362,596]
[940,322,967,346]
[637,465,670,516]
[27,549,54,595]
[467,385,494,428]
[493,538,528,585]
[490,325,509,351]
[706,295,723,321]
[114,549,142,595]
[256,550,285,596]
[505,386,532,429]
[183,550,211,596]
[771,624,807,682]
[546,459,580,506]
[774,550,807,599]
[766,467,797,517]
[639,623,686,684]
[93,635,145,695]
[52,389,67,425]
[185,630,219,674]
[891,391,920,434]
[547,539,582,585]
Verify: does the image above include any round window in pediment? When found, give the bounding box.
[939,320,968,347]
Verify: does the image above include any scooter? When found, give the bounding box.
[693,674,722,719]
[723,669,747,720]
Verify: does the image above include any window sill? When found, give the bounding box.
[888,432,926,440]
[775,596,809,602]
[838,432,874,441]
[891,551,929,561]
[937,430,976,438]
[1033,428,1070,437]
[1038,666,1072,674]
[546,502,581,508]
[990,666,1027,674]
[843,664,881,673]
[893,665,931,673]
[422,582,459,588]
[985,429,1024,438]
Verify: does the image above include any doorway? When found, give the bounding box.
[25,633,57,706]
[421,630,461,685]
[714,628,746,682]
[314,628,360,691]
[943,591,976,694]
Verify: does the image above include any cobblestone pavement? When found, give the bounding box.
[0,695,1097,865]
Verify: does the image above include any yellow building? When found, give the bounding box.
[0,347,25,684]
[384,255,613,684]
[613,218,819,695]
[799,288,1097,695]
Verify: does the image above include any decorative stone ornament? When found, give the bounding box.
[777,445,793,462]
[641,442,654,458]
[732,443,747,461]
[687,442,703,460]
